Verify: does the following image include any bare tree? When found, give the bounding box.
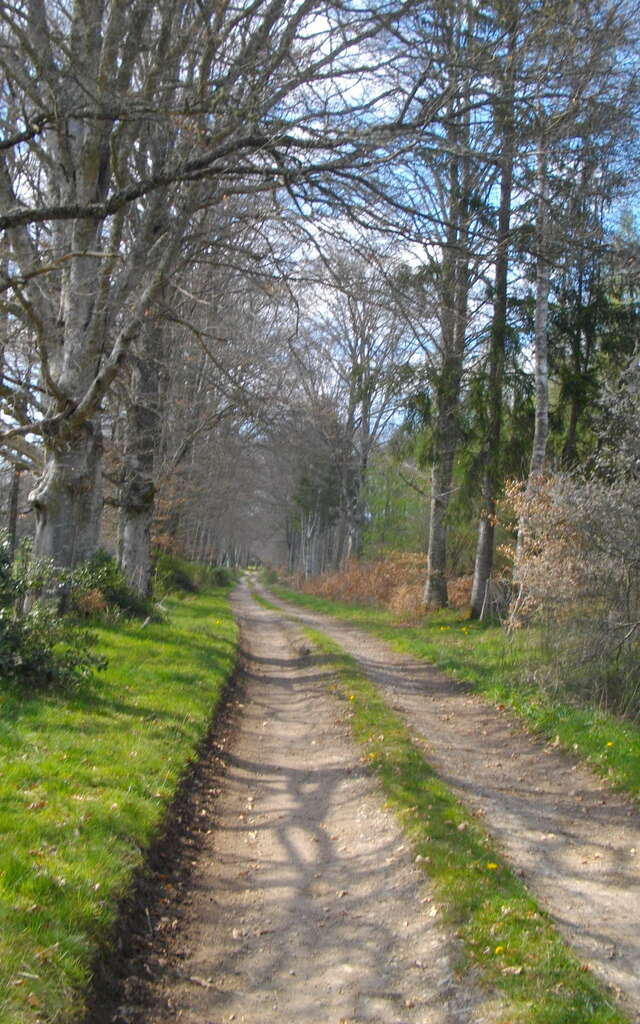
[362,0,508,608]
[469,3,518,618]
[297,248,413,566]
[0,0,443,570]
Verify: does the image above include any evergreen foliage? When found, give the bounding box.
[0,542,103,691]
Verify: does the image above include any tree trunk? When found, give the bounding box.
[118,333,161,597]
[28,233,110,569]
[424,244,469,606]
[529,145,551,481]
[344,445,369,565]
[333,508,349,571]
[31,422,103,568]
[470,147,514,614]
[425,445,455,607]
[119,480,155,596]
[561,396,580,468]
[471,512,495,618]
[423,15,473,609]
[7,465,22,559]
[512,143,551,603]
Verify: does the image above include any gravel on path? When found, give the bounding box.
[142,583,497,1024]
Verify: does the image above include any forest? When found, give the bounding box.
[3,3,640,1024]
[2,0,639,710]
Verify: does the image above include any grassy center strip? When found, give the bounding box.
[301,624,628,1024]
[0,588,238,1024]
[270,585,640,803]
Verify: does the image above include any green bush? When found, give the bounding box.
[210,565,233,587]
[153,552,200,594]
[259,566,279,585]
[153,553,235,594]
[70,549,152,619]
[0,542,104,690]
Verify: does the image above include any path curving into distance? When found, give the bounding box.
[141,583,497,1024]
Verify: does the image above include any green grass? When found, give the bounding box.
[0,589,238,1024]
[302,624,628,1024]
[271,586,640,802]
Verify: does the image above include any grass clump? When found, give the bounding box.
[0,588,238,1024]
[271,585,640,802]
[303,625,628,1024]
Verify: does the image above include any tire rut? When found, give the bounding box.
[142,583,497,1024]
[261,583,640,1023]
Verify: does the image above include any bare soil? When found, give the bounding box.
[118,584,501,1024]
[262,583,640,1023]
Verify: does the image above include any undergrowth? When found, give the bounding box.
[284,554,474,621]
[0,588,238,1024]
[286,552,431,620]
[0,542,105,691]
[69,548,153,620]
[154,551,235,595]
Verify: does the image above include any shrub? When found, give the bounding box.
[72,586,109,617]
[287,555,477,619]
[70,549,152,619]
[0,542,104,691]
[210,566,233,587]
[506,359,640,717]
[298,552,427,607]
[260,566,279,586]
[153,552,200,594]
[387,582,424,622]
[153,552,235,595]
[447,574,474,610]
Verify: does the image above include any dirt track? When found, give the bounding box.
[261,582,640,1022]
[139,584,498,1024]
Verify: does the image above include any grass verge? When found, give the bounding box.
[270,585,640,802]
[302,623,628,1024]
[0,588,238,1024]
